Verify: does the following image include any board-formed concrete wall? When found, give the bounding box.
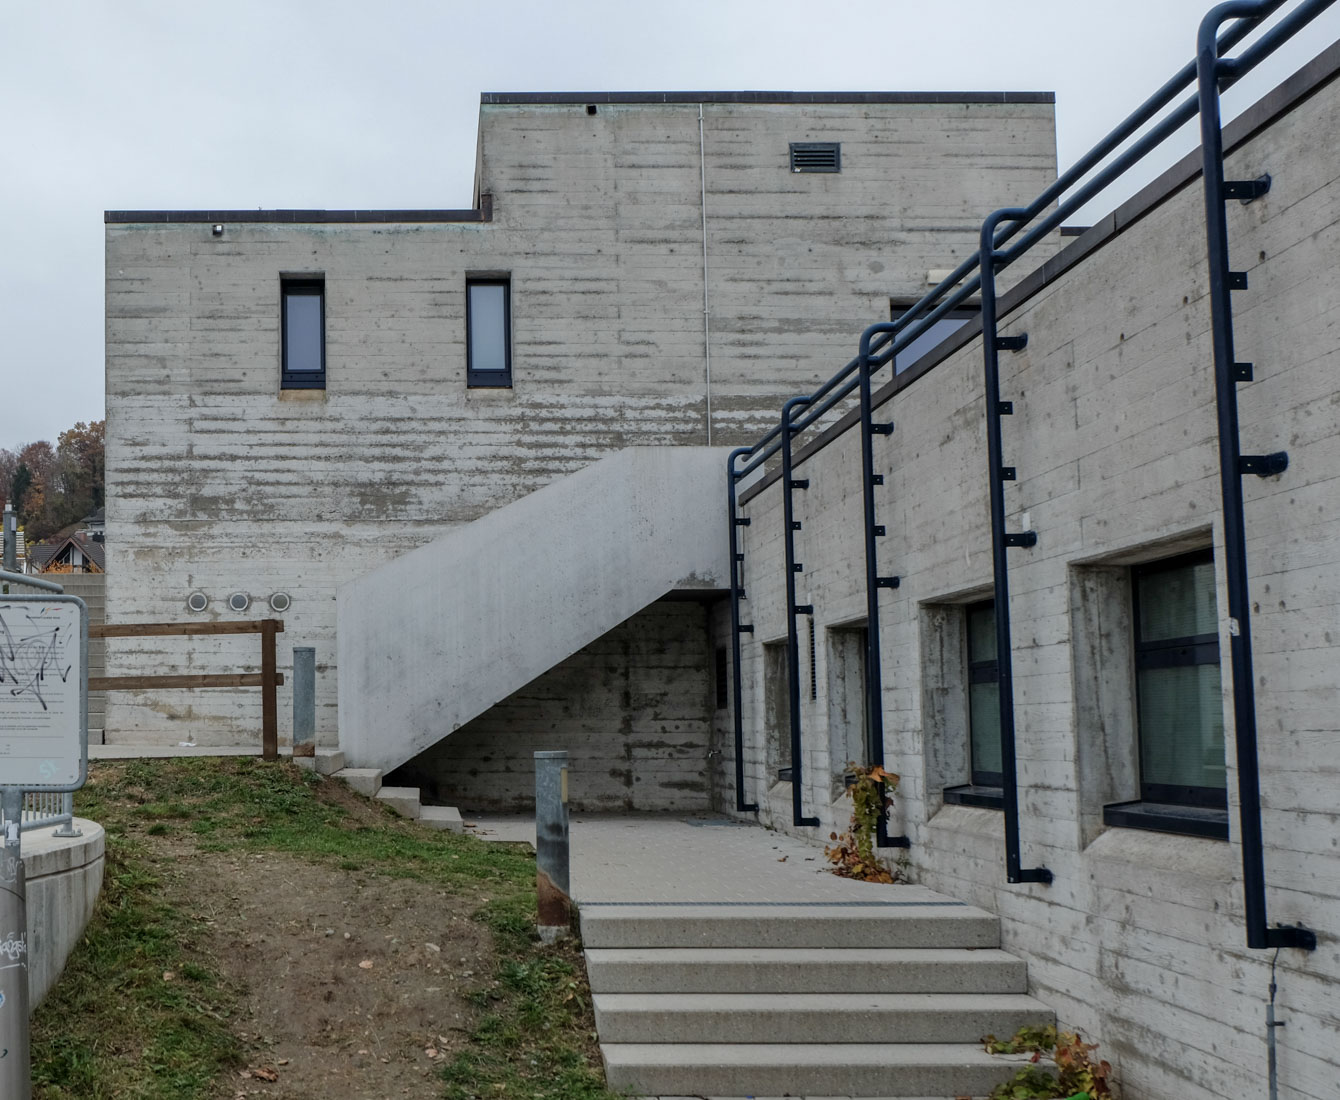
[391,601,713,812]
[722,49,1340,1100]
[104,93,1057,748]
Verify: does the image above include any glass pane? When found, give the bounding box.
[1138,559,1217,641]
[1139,662,1226,792]
[894,315,972,373]
[969,681,1002,778]
[284,292,322,373]
[968,603,996,663]
[469,284,508,372]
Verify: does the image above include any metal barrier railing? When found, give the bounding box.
[19,792,79,836]
[728,0,1328,949]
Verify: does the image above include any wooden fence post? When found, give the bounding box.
[261,619,279,761]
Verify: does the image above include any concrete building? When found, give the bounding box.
[103,89,1058,807]
[104,17,1340,1099]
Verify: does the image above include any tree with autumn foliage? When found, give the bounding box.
[1,419,105,545]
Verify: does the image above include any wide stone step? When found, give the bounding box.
[593,991,1051,1045]
[585,946,1027,994]
[601,1041,1042,1098]
[579,902,999,949]
[375,785,421,819]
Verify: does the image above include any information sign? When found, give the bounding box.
[0,595,88,791]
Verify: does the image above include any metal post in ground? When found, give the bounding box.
[2,505,16,574]
[0,788,32,1100]
[533,750,571,943]
[292,647,316,759]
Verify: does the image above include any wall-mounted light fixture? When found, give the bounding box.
[186,591,209,613]
[268,592,291,613]
[227,592,251,613]
[212,224,224,237]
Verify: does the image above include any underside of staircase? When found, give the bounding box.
[582,899,1053,1099]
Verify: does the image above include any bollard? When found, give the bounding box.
[534,750,571,943]
[0,789,31,1100]
[292,647,316,758]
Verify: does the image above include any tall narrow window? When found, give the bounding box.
[966,601,1003,788]
[1132,551,1225,807]
[467,278,512,387]
[281,278,325,389]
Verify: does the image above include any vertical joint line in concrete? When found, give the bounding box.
[699,103,712,447]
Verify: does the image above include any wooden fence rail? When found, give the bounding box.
[89,619,285,759]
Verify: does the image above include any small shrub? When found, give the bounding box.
[983,1024,1114,1100]
[824,763,900,883]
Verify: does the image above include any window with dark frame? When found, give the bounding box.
[281,278,325,389]
[1132,551,1226,806]
[943,600,1004,809]
[966,601,1003,789]
[890,301,979,375]
[1104,549,1228,839]
[466,278,512,387]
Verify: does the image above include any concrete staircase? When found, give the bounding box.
[336,447,729,776]
[583,901,1052,1098]
[327,758,464,833]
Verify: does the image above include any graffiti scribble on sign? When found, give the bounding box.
[0,934,26,963]
[0,610,73,711]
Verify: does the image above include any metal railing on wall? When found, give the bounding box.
[726,0,1329,949]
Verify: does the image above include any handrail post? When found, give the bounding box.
[980,208,1051,886]
[1197,1,1314,951]
[858,323,909,849]
[727,448,760,813]
[261,619,279,761]
[781,397,820,828]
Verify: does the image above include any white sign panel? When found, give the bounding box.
[0,595,88,791]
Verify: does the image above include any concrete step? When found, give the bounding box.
[585,946,1027,994]
[579,903,999,950]
[420,805,464,833]
[333,767,382,797]
[601,1042,1042,1097]
[376,785,421,820]
[593,991,1051,1045]
[314,748,346,776]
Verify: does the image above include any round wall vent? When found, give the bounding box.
[227,592,251,613]
[186,591,209,613]
[268,592,291,613]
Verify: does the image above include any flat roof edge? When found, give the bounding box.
[481,90,1056,105]
[104,207,488,225]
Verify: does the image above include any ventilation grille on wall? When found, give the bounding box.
[790,142,841,173]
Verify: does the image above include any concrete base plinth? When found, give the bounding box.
[21,820,105,1009]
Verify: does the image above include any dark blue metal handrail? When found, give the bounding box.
[726,1,1334,906]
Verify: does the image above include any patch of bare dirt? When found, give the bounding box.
[165,843,489,1100]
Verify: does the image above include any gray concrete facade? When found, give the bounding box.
[103,92,1058,770]
[721,47,1340,1100]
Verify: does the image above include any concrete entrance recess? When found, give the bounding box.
[469,815,1053,1098]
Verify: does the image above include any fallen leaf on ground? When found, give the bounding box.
[253,1066,279,1082]
[358,960,374,969]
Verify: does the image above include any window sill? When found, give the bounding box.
[1103,800,1228,840]
[943,784,1003,811]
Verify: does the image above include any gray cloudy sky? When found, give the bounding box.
[2,0,1336,450]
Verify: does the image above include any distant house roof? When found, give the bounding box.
[83,507,106,527]
[32,532,104,574]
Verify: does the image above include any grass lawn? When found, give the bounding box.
[31,757,622,1100]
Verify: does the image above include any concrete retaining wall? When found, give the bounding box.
[724,48,1340,1100]
[23,820,105,1009]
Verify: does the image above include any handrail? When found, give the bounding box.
[727,0,1334,922]
[780,396,820,828]
[1197,0,1322,951]
[0,570,65,594]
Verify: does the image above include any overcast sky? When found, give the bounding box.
[2,0,1336,450]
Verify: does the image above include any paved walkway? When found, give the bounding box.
[466,813,944,905]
